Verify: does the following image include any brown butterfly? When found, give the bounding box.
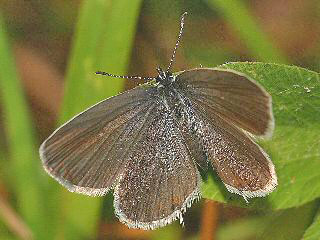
[40,12,277,230]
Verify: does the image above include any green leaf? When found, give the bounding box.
[202,62,320,210]
[302,203,320,240]
[54,0,142,239]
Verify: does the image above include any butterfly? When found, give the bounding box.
[40,12,277,230]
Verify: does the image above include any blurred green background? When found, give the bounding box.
[0,0,319,239]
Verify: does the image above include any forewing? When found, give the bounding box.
[40,86,156,196]
[114,105,201,230]
[176,68,274,138]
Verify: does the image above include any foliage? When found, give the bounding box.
[0,1,319,239]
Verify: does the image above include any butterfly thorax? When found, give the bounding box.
[155,67,176,88]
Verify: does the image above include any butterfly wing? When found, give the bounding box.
[174,69,277,200]
[176,68,274,138]
[114,104,201,230]
[192,103,277,200]
[40,85,157,196]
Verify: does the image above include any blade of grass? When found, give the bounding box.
[57,1,142,238]
[206,0,288,63]
[0,13,50,239]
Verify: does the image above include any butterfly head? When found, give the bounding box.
[155,67,175,87]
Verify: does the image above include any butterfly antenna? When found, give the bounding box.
[95,71,155,81]
[166,12,188,73]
